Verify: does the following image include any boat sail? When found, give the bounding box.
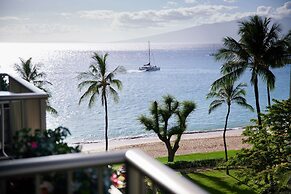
[139,41,160,72]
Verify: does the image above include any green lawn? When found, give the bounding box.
[184,170,257,194]
[157,150,239,163]
[156,151,257,193]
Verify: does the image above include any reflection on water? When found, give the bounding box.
[0,42,289,143]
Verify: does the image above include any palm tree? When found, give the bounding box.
[78,52,124,151]
[14,57,57,115]
[214,15,290,126]
[207,79,253,175]
[286,30,291,99]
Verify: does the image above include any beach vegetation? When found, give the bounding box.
[139,95,196,162]
[77,52,125,151]
[14,57,58,115]
[230,98,291,193]
[213,15,291,126]
[207,79,253,174]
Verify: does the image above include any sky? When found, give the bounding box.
[0,0,290,42]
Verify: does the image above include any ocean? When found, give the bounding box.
[0,42,290,143]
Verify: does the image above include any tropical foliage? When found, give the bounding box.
[9,127,80,159]
[139,95,196,162]
[78,52,125,151]
[230,99,291,193]
[14,57,58,115]
[214,15,291,126]
[207,79,253,174]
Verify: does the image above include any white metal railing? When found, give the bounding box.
[0,149,208,194]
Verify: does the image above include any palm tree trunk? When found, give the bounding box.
[224,104,231,175]
[253,75,262,126]
[289,64,291,99]
[104,94,109,151]
[267,86,271,107]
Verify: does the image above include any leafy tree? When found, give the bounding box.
[207,78,253,174]
[213,15,290,126]
[139,95,196,162]
[78,52,124,151]
[14,57,58,115]
[230,99,291,193]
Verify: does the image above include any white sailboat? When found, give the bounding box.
[139,41,160,72]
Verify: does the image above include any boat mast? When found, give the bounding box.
[148,41,151,65]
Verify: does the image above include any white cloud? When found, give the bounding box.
[223,0,237,3]
[274,1,291,19]
[163,1,179,9]
[77,10,115,20]
[256,6,273,16]
[0,24,77,35]
[184,0,197,4]
[0,16,29,21]
[112,5,237,28]
[256,2,291,19]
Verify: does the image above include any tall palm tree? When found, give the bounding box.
[78,52,124,151]
[14,57,57,115]
[286,30,291,99]
[207,79,253,175]
[213,15,290,126]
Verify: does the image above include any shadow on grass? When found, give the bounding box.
[182,171,256,194]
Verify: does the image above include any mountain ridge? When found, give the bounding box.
[125,17,291,44]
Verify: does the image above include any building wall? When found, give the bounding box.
[8,77,47,136]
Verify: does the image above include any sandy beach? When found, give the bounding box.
[78,128,249,158]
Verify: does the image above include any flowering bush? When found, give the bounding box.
[111,165,126,192]
[9,126,80,158]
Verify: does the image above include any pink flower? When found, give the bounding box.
[31,141,38,149]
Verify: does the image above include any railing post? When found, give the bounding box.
[0,179,6,194]
[67,170,73,194]
[126,163,145,194]
[97,167,104,194]
[35,174,41,194]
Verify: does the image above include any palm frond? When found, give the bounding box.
[78,83,100,105]
[233,96,254,112]
[88,90,98,108]
[78,80,99,91]
[258,66,275,90]
[108,86,119,103]
[106,66,126,81]
[110,79,122,90]
[210,67,244,91]
[208,100,224,114]
[46,105,58,115]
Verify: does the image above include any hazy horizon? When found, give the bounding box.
[1,0,291,43]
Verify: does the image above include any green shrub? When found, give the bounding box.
[9,126,80,158]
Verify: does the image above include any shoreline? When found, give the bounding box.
[79,127,248,157]
[72,127,244,145]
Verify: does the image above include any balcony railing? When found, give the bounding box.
[0,149,207,194]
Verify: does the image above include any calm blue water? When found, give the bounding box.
[0,42,290,143]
